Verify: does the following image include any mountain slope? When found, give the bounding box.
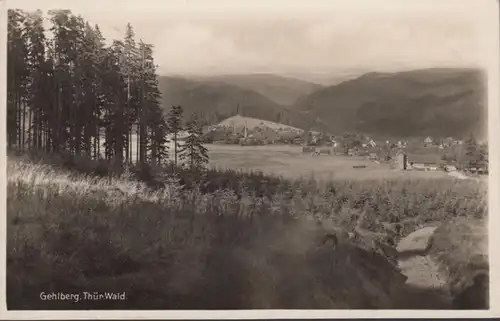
[158,76,298,125]
[192,73,323,105]
[293,68,487,139]
[215,115,303,132]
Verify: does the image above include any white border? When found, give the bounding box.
[0,0,499,319]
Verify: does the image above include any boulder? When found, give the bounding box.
[396,226,438,254]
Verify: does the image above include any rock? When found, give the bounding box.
[396,225,448,291]
[397,255,447,289]
[397,226,438,253]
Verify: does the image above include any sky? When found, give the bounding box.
[8,0,496,81]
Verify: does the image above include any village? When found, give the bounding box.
[201,116,489,176]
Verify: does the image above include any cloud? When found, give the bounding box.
[9,0,490,76]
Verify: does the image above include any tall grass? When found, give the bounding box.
[6,153,487,309]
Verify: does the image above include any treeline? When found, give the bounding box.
[7,9,208,169]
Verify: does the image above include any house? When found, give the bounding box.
[293,138,305,145]
[407,154,443,171]
[443,137,454,147]
[358,150,370,157]
[319,147,332,155]
[424,137,433,144]
[302,146,316,153]
[368,153,378,160]
[477,167,488,175]
[368,139,377,147]
[445,165,457,172]
[332,145,344,155]
[473,161,489,175]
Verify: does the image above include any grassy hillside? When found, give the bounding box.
[7,152,487,309]
[294,68,487,139]
[215,115,303,132]
[193,73,323,105]
[158,76,298,126]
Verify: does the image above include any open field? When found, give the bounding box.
[123,136,485,182]
[206,144,457,180]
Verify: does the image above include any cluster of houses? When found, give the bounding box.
[205,121,308,146]
[203,122,488,175]
[394,152,488,174]
[394,152,456,172]
[301,134,488,175]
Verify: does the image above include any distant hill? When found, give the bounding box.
[293,68,487,140]
[284,71,364,87]
[188,73,323,105]
[215,115,303,132]
[158,76,298,126]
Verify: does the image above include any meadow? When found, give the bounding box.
[6,148,488,310]
[124,134,477,181]
[205,144,455,180]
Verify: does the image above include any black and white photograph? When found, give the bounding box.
[2,0,498,316]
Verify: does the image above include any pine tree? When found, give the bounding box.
[91,24,108,160]
[138,41,167,166]
[122,23,140,163]
[464,134,479,168]
[48,9,75,152]
[7,9,29,150]
[180,113,209,169]
[167,105,184,168]
[24,10,49,151]
[68,14,86,156]
[80,23,100,158]
[137,41,147,164]
[96,40,126,165]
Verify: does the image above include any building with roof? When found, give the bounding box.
[302,146,316,153]
[407,153,444,171]
[318,147,333,155]
[445,165,457,172]
[394,152,448,171]
[442,137,454,147]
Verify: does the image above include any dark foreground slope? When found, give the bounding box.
[294,68,487,139]
[6,155,487,309]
